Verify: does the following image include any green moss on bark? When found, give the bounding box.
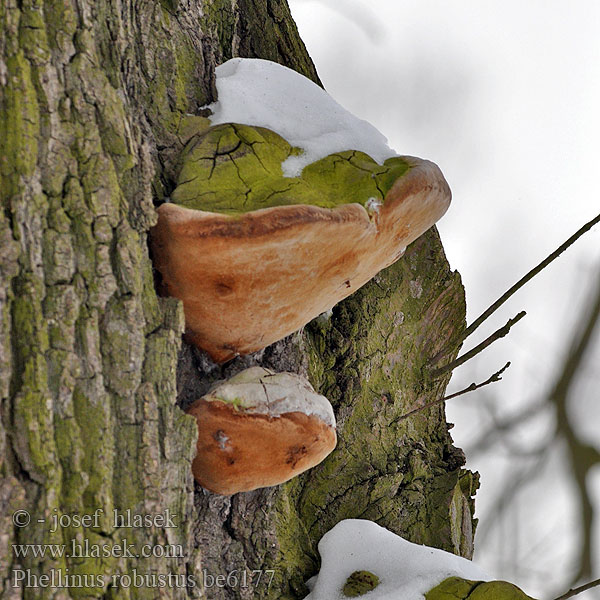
[201,0,238,62]
[1,1,199,597]
[0,52,40,200]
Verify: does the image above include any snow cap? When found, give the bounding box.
[207,57,397,177]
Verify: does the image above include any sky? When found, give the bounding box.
[288,1,600,597]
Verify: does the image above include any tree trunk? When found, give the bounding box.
[0,1,475,599]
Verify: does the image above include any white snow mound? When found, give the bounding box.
[304,519,490,600]
[207,58,398,177]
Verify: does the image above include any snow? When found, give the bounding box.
[207,58,398,176]
[207,367,336,428]
[304,519,489,600]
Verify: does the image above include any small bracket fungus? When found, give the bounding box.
[150,58,451,362]
[186,367,336,495]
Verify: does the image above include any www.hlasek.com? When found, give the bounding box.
[11,509,275,590]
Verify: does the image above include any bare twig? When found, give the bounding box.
[551,577,600,600]
[394,362,511,422]
[430,312,525,378]
[462,212,600,342]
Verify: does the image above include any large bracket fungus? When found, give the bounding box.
[186,367,336,495]
[150,59,451,362]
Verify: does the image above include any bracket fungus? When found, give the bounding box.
[185,367,336,495]
[150,59,451,362]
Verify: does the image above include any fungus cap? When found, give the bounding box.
[186,367,336,495]
[151,150,450,362]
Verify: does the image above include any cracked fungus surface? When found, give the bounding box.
[170,122,411,215]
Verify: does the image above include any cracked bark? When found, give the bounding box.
[1,1,475,599]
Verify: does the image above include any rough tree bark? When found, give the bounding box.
[0,1,475,599]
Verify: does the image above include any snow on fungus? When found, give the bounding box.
[150,59,451,363]
[207,58,397,177]
[186,367,336,495]
[304,519,489,600]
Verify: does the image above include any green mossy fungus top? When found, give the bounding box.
[425,577,536,600]
[171,121,411,215]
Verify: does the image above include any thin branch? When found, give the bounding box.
[394,362,510,422]
[552,577,600,600]
[462,212,600,342]
[430,312,525,378]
